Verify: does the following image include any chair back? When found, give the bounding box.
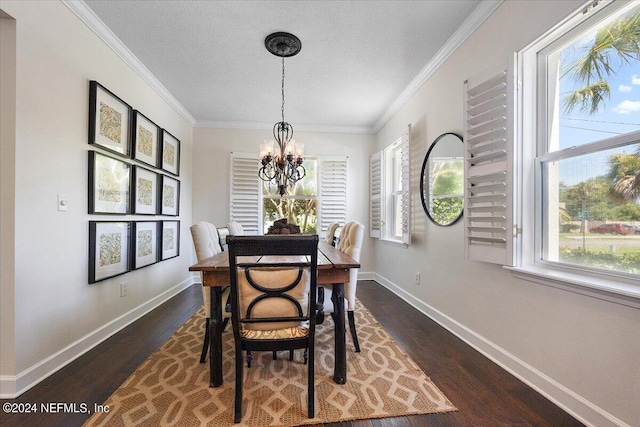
[190,221,223,259]
[227,235,319,336]
[190,221,224,317]
[217,227,230,251]
[337,221,364,262]
[325,222,339,245]
[227,221,245,236]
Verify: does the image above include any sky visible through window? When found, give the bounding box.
[557,4,640,185]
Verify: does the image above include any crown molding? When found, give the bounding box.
[62,0,196,126]
[195,120,375,135]
[373,0,503,133]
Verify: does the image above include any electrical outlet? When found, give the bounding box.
[120,282,128,297]
[415,272,421,285]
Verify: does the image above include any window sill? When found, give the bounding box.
[505,265,640,309]
[380,238,408,248]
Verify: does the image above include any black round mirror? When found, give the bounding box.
[420,133,464,226]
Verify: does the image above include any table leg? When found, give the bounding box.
[209,286,223,387]
[331,282,347,384]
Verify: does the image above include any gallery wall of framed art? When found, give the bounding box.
[87,80,182,284]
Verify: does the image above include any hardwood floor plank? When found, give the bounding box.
[0,281,584,427]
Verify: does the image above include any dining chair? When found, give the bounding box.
[217,226,230,251]
[190,221,231,363]
[226,234,320,423]
[325,221,339,246]
[320,221,365,352]
[227,220,244,236]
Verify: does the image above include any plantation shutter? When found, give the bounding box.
[401,124,411,245]
[463,56,518,266]
[229,152,261,235]
[319,156,348,233]
[369,151,382,238]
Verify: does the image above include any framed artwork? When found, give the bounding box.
[160,175,180,216]
[88,151,131,214]
[89,221,131,284]
[161,220,180,260]
[160,130,180,176]
[88,81,132,157]
[132,221,160,269]
[132,110,160,167]
[132,166,159,215]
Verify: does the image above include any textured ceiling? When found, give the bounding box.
[83,0,483,131]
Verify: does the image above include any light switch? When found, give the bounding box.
[57,195,68,212]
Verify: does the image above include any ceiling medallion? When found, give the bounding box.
[265,32,302,58]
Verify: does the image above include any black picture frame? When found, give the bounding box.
[88,81,132,158]
[89,221,131,284]
[161,220,180,260]
[132,110,160,168]
[131,221,161,270]
[132,165,159,215]
[88,151,131,214]
[160,175,180,216]
[160,129,180,176]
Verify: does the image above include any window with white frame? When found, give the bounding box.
[262,158,318,234]
[370,125,411,245]
[230,152,347,236]
[524,1,640,279]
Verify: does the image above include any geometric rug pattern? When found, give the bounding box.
[84,300,456,426]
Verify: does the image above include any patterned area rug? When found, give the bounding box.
[84,301,456,426]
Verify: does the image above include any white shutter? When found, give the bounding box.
[319,156,348,233]
[369,151,382,238]
[463,56,518,266]
[229,152,261,235]
[401,124,411,245]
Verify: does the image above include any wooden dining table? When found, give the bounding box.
[189,240,360,387]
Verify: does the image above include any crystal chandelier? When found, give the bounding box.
[259,32,305,197]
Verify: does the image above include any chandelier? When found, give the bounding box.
[259,32,305,197]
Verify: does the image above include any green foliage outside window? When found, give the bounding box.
[262,160,318,234]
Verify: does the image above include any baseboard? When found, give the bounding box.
[373,273,630,427]
[357,271,375,281]
[0,277,194,399]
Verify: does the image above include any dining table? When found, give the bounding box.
[189,239,361,387]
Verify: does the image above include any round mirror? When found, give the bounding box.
[420,133,464,226]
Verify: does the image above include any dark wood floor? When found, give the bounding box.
[0,281,583,427]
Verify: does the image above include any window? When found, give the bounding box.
[534,1,640,278]
[230,152,347,236]
[371,125,410,245]
[262,158,318,234]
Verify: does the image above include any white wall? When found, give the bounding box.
[375,1,639,426]
[0,1,194,397]
[192,127,375,274]
[0,13,17,387]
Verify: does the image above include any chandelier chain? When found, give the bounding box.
[281,55,285,124]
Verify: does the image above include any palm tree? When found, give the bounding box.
[607,147,640,201]
[562,5,640,114]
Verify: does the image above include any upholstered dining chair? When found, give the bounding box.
[217,226,230,251]
[227,220,244,236]
[321,221,365,352]
[227,235,320,423]
[325,221,339,246]
[190,221,231,363]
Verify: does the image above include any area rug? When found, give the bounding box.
[84,300,456,426]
